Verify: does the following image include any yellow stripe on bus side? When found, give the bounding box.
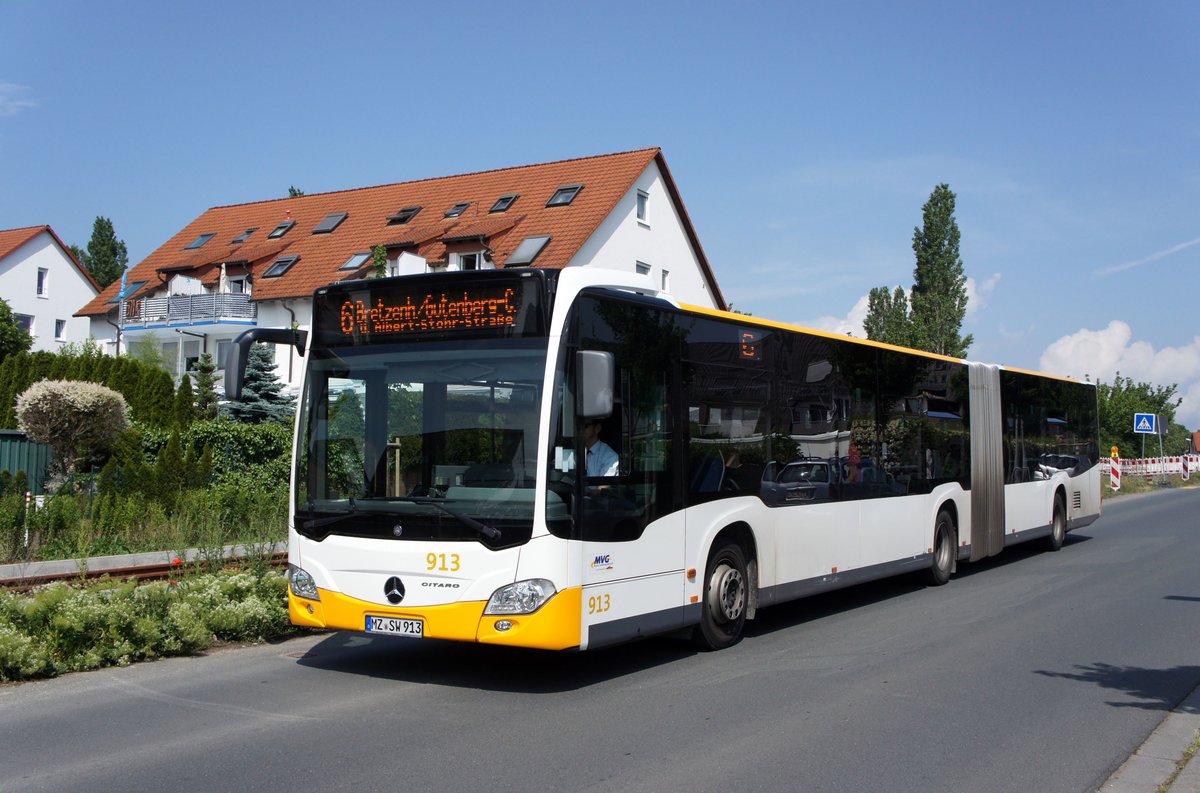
[289,586,582,651]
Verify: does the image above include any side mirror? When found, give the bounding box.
[575,350,613,419]
[224,327,308,400]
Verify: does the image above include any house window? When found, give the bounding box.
[490,194,519,213]
[216,340,232,368]
[444,202,471,218]
[507,235,551,266]
[312,212,348,234]
[14,314,33,336]
[37,268,48,296]
[232,228,257,244]
[228,277,247,294]
[387,206,422,225]
[340,252,372,271]
[547,184,583,207]
[268,220,296,239]
[263,255,299,278]
[636,190,649,224]
[185,233,216,250]
[636,261,651,276]
[458,253,480,271]
[55,319,66,341]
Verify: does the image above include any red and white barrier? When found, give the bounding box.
[1102,455,1198,482]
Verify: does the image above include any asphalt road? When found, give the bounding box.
[2,487,1198,793]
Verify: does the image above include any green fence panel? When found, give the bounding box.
[0,431,52,495]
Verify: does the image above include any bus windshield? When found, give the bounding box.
[296,338,547,547]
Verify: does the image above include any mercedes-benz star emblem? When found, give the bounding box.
[392,524,403,537]
[383,576,405,604]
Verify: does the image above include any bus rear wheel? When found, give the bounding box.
[693,541,748,651]
[1043,495,1066,552]
[926,510,955,586]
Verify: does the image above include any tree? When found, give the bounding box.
[15,380,129,485]
[908,184,972,357]
[191,352,220,420]
[1097,373,1186,457]
[77,216,128,289]
[862,286,911,347]
[0,298,33,364]
[288,186,305,197]
[225,343,295,423]
[862,184,973,357]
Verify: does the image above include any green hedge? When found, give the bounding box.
[0,570,291,681]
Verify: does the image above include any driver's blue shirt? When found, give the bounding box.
[585,440,619,477]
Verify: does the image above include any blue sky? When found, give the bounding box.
[3,1,1198,429]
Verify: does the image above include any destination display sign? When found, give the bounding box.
[313,272,546,345]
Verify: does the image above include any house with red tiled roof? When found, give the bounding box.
[76,148,724,389]
[1,225,100,351]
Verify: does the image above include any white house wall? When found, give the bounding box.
[567,163,717,309]
[0,231,97,351]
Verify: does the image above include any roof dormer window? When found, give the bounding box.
[268,220,296,239]
[185,233,216,250]
[490,194,519,213]
[444,202,471,218]
[263,255,299,278]
[546,184,583,207]
[387,206,422,225]
[339,252,371,271]
[506,235,551,266]
[313,212,348,234]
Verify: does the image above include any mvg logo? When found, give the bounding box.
[590,554,613,570]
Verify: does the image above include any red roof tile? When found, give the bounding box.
[76,148,724,316]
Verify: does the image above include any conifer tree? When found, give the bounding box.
[191,353,220,420]
[173,375,195,429]
[77,217,129,289]
[226,343,295,423]
[154,431,186,511]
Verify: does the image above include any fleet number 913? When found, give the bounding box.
[427,553,460,572]
[588,593,611,615]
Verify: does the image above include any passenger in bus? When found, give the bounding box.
[581,419,620,477]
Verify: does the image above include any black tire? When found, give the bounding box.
[1043,495,1066,552]
[692,541,749,651]
[926,510,955,586]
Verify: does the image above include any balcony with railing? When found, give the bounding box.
[120,292,257,330]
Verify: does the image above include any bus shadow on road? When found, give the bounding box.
[292,630,699,692]
[1034,662,1200,713]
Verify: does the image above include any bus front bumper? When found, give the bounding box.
[288,586,581,651]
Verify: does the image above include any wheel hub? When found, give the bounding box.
[709,563,745,624]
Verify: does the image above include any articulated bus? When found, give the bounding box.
[226,267,1100,651]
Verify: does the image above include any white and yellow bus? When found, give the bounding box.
[227,267,1101,651]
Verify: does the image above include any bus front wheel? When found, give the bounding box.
[693,541,748,651]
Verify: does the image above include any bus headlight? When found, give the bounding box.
[484,579,556,615]
[289,564,320,601]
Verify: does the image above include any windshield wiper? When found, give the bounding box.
[389,497,501,540]
[298,499,361,531]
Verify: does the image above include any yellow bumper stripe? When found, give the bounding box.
[289,586,582,651]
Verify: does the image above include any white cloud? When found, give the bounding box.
[1039,320,1200,428]
[0,82,37,117]
[965,272,1001,317]
[801,292,872,337]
